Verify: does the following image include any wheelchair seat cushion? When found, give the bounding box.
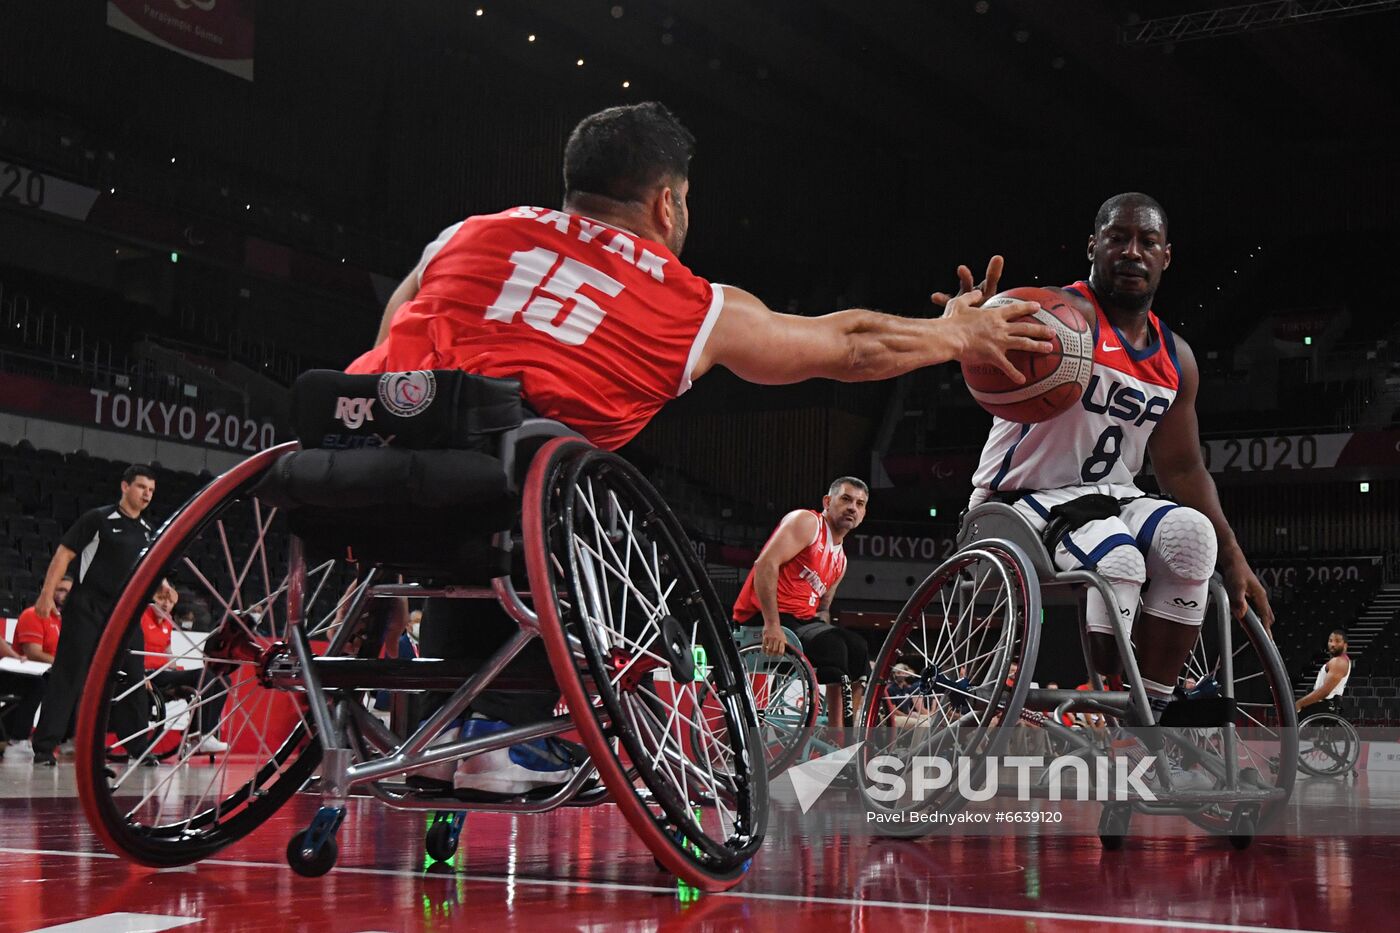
[252,448,517,579]
[253,447,509,512]
[291,369,523,451]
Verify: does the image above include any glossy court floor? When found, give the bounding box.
[0,757,1395,933]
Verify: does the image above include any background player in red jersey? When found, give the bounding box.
[733,477,868,726]
[349,102,1054,794]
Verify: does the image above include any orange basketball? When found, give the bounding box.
[960,287,1094,423]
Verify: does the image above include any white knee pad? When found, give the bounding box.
[1084,544,1146,637]
[1142,507,1217,624]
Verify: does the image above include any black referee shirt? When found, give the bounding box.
[60,503,155,603]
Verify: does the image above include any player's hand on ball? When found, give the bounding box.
[932,255,1005,308]
[942,290,1054,384]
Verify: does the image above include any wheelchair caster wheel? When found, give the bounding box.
[1098,805,1131,851]
[1227,809,1257,851]
[286,830,338,877]
[425,812,465,863]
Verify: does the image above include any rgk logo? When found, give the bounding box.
[334,397,376,429]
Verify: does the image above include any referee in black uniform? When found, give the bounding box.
[31,464,156,766]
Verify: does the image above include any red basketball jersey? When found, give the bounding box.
[733,511,848,622]
[347,206,724,450]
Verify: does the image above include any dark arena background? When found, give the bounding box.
[2,1,1400,931]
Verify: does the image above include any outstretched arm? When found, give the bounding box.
[694,282,1053,387]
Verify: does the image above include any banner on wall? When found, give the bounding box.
[0,372,279,454]
[106,0,255,81]
[881,430,1400,490]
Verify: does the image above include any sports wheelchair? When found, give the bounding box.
[691,624,864,778]
[73,370,767,891]
[1296,700,1360,779]
[856,501,1297,849]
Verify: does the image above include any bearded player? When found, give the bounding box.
[947,193,1273,751]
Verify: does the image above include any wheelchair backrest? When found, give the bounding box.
[290,369,523,452]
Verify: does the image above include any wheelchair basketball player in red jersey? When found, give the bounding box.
[346,101,1055,794]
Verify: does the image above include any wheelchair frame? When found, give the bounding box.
[1296,705,1360,778]
[73,432,768,891]
[860,502,1297,848]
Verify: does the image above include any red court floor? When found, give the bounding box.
[0,763,1394,932]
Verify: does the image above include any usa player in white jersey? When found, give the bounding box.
[943,193,1273,725]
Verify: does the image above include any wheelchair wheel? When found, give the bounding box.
[524,439,767,892]
[76,443,360,866]
[1297,711,1359,778]
[857,543,1040,824]
[1180,591,1297,834]
[692,642,818,777]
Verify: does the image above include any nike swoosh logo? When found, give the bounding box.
[1101,342,1122,352]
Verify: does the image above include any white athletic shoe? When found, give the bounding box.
[193,734,229,754]
[57,740,75,756]
[3,740,33,762]
[452,718,578,796]
[1112,733,1215,792]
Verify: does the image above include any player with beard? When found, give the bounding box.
[732,477,869,727]
[350,103,1053,794]
[942,194,1273,771]
[1295,630,1351,715]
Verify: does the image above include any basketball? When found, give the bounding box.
[961,287,1095,423]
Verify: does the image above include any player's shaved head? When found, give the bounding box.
[1094,192,1168,236]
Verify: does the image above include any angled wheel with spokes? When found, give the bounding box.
[1179,596,1296,834]
[857,544,1039,829]
[693,642,818,777]
[524,439,767,892]
[1297,711,1358,778]
[75,443,368,866]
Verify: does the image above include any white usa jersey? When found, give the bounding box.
[970,281,1182,500]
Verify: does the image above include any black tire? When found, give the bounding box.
[77,444,358,867]
[525,441,766,892]
[425,816,462,863]
[1297,712,1359,778]
[856,544,1040,829]
[1098,804,1132,851]
[1181,591,1296,834]
[286,831,338,878]
[692,642,818,777]
[1228,810,1257,850]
